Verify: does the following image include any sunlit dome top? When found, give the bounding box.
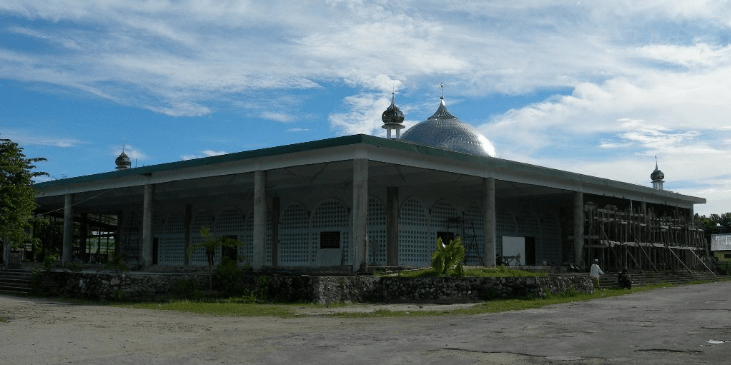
[381,93,404,125]
[115,149,131,170]
[400,97,495,157]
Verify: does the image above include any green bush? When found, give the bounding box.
[214,257,246,295]
[171,278,203,300]
[255,276,269,300]
[43,254,57,272]
[30,268,44,291]
[431,237,465,277]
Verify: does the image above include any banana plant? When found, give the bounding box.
[431,236,465,276]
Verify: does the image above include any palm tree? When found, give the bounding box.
[187,226,245,290]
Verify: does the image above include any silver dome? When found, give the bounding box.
[400,98,495,157]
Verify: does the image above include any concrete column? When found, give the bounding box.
[253,170,267,271]
[62,194,74,265]
[573,191,584,267]
[183,204,192,266]
[352,159,368,272]
[386,187,399,266]
[115,210,122,258]
[484,177,496,267]
[80,213,88,262]
[141,184,154,269]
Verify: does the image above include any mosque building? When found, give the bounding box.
[32,94,707,273]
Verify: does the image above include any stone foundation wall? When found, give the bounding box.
[311,274,594,305]
[39,270,593,304]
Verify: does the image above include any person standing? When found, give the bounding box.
[590,259,604,289]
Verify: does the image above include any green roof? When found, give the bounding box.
[33,134,705,204]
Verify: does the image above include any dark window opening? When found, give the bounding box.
[152,238,159,265]
[724,253,731,259]
[437,231,456,245]
[320,231,340,249]
[525,237,536,266]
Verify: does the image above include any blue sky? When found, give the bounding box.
[2,1,731,215]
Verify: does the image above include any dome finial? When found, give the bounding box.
[115,145,131,170]
[440,82,444,100]
[381,88,405,139]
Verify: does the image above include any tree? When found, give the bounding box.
[187,226,245,290]
[697,213,731,243]
[0,138,47,249]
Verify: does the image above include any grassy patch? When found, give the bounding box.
[324,282,680,318]
[0,317,6,323]
[378,266,545,278]
[90,279,730,319]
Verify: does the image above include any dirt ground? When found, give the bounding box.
[1,281,730,365]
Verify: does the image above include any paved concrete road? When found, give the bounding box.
[1,281,730,364]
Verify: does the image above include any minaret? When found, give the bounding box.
[381,91,405,139]
[651,157,664,190]
[115,146,132,170]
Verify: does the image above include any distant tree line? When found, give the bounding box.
[696,213,731,243]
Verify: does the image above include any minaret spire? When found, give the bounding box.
[381,87,405,139]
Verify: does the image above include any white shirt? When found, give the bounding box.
[590,263,604,278]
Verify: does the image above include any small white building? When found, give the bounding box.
[711,234,731,261]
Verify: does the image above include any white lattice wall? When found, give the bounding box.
[517,210,539,236]
[312,200,351,264]
[367,197,386,266]
[190,211,215,266]
[160,213,185,265]
[398,198,430,266]
[464,205,485,265]
[280,203,310,265]
[120,213,141,262]
[538,213,561,264]
[431,201,458,236]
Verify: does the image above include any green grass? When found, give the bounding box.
[109,281,701,319]
[0,317,6,323]
[324,282,680,318]
[377,266,545,278]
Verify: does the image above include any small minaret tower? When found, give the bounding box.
[115,146,132,170]
[381,91,404,139]
[651,157,664,190]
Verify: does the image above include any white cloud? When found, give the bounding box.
[4,1,731,213]
[329,92,393,136]
[114,145,146,161]
[181,150,226,160]
[1,130,82,148]
[202,150,226,157]
[260,112,294,123]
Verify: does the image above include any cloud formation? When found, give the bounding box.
[2,1,731,214]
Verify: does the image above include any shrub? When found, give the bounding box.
[30,268,44,291]
[43,254,57,272]
[214,257,246,295]
[431,237,465,277]
[171,278,203,300]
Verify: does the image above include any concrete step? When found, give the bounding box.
[598,270,718,288]
[0,269,32,295]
